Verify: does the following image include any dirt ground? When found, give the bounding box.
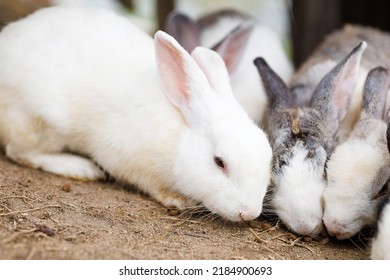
[0,153,371,260]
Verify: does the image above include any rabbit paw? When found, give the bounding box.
[153,187,198,210]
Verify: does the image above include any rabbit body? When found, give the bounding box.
[318,26,390,239]
[0,7,272,222]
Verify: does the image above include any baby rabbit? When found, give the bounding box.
[254,39,366,237]
[323,67,390,240]
[0,7,272,222]
[319,26,390,239]
[371,196,390,259]
[255,24,390,237]
[166,9,294,125]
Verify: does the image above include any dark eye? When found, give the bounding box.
[214,156,225,170]
[278,158,287,168]
[373,183,390,200]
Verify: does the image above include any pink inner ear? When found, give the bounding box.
[211,24,254,74]
[156,37,190,106]
[333,60,360,119]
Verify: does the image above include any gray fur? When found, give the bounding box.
[166,9,251,54]
[255,42,365,175]
[165,11,200,53]
[360,67,390,120]
[290,25,390,88]
[254,42,366,237]
[253,58,293,111]
[350,67,390,140]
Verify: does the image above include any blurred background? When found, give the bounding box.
[0,0,389,69]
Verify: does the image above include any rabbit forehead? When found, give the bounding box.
[210,114,272,170]
[271,108,325,162]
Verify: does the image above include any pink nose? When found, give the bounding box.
[325,220,347,238]
[239,206,260,221]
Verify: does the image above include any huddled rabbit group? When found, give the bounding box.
[0,6,388,259]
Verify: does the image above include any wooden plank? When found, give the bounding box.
[157,0,175,31]
[291,0,341,68]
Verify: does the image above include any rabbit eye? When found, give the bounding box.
[373,183,390,200]
[278,159,287,168]
[214,156,226,170]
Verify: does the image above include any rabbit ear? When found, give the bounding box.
[165,11,200,53]
[211,22,255,74]
[310,41,367,136]
[191,46,233,98]
[154,31,218,126]
[254,57,294,111]
[360,67,390,121]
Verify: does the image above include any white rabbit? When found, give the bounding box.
[323,67,390,240]
[0,7,272,222]
[254,36,367,237]
[371,197,390,259]
[166,9,294,125]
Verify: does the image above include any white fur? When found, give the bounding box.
[0,7,272,222]
[371,201,390,259]
[323,128,387,239]
[200,17,294,125]
[272,145,326,236]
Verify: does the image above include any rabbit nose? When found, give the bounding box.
[294,221,323,237]
[325,220,347,238]
[239,206,260,221]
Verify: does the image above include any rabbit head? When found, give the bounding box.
[154,31,272,221]
[254,42,366,236]
[323,67,390,240]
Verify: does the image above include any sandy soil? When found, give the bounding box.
[0,153,371,260]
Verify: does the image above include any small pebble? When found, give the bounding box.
[61,184,71,192]
[35,224,55,236]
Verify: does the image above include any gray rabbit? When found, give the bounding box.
[254,26,368,237]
